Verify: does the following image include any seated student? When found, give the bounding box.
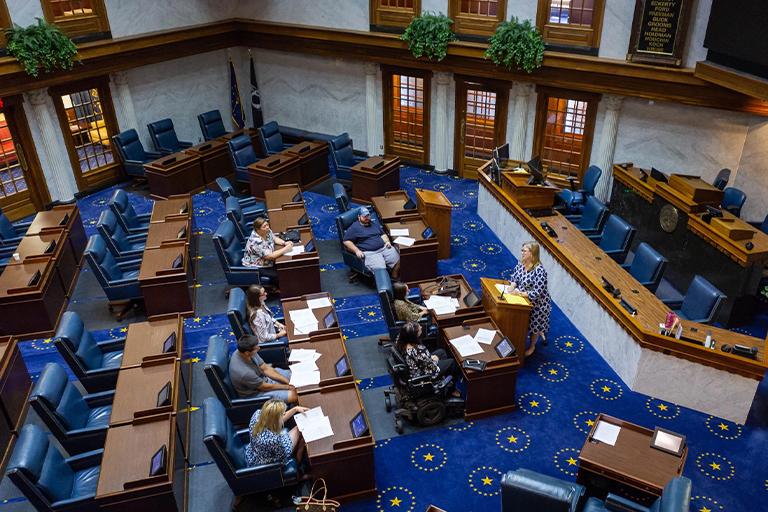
[229,335,297,403]
[242,217,294,283]
[343,207,400,278]
[246,284,287,342]
[395,321,457,382]
[392,281,428,322]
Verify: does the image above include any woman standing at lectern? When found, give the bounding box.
[509,241,552,357]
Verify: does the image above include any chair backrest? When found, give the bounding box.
[225,196,249,240]
[7,424,75,508]
[56,311,104,372]
[501,468,585,512]
[577,196,608,231]
[31,363,90,434]
[203,335,237,404]
[147,118,182,152]
[97,209,131,254]
[721,187,746,215]
[712,168,730,190]
[680,275,726,323]
[227,134,257,169]
[375,269,400,338]
[651,476,692,512]
[258,121,283,153]
[202,397,247,479]
[85,234,124,284]
[333,182,350,212]
[582,165,603,196]
[598,215,635,254]
[628,242,667,291]
[330,132,355,167]
[198,110,227,141]
[213,220,243,270]
[112,129,147,162]
[227,287,254,339]
[0,213,18,240]
[216,177,237,199]
[108,189,141,231]
[760,213,768,235]
[335,207,362,246]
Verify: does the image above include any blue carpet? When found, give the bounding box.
[7,168,768,512]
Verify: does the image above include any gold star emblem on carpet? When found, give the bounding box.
[657,404,668,411]
[43,338,52,344]
[389,497,402,506]
[602,385,611,393]
[120,327,128,333]
[193,317,201,323]
[566,457,578,466]
[529,400,539,407]
[507,435,518,443]
[423,453,434,461]
[481,476,493,485]
[565,341,573,347]
[368,311,377,316]
[699,507,711,512]
[718,423,729,431]
[548,368,558,375]
[709,462,721,471]
[586,419,595,426]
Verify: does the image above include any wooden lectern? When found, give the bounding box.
[501,173,559,210]
[184,139,234,186]
[285,141,329,189]
[655,174,724,213]
[351,155,401,203]
[144,152,204,200]
[247,152,301,199]
[415,188,452,259]
[480,277,533,365]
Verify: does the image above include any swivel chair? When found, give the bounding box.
[227,287,289,365]
[712,168,730,190]
[216,177,266,219]
[659,275,726,324]
[621,242,667,292]
[587,214,636,262]
[330,132,367,182]
[566,196,608,235]
[333,182,350,212]
[96,210,146,260]
[84,235,143,319]
[112,129,162,178]
[225,196,257,241]
[107,189,150,234]
[212,220,273,288]
[557,165,602,213]
[501,468,585,512]
[721,187,746,217]
[335,208,373,282]
[147,118,192,155]
[583,476,691,512]
[198,109,229,141]
[227,134,259,184]
[257,121,291,155]
[375,268,436,346]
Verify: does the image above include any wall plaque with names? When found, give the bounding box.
[627,0,693,66]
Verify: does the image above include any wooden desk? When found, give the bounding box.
[248,152,301,199]
[578,414,686,503]
[12,231,78,297]
[275,227,320,299]
[149,195,192,224]
[414,274,485,332]
[384,216,438,281]
[138,246,194,318]
[443,317,520,420]
[285,141,330,189]
[264,184,303,211]
[267,203,308,233]
[96,415,186,512]
[351,155,401,203]
[184,139,234,186]
[0,259,66,337]
[298,382,375,501]
[144,218,191,250]
[416,188,452,259]
[282,292,339,343]
[144,152,204,200]
[0,336,31,475]
[25,204,86,263]
[501,172,559,210]
[479,277,533,366]
[121,316,183,368]
[371,190,418,222]
[289,332,353,394]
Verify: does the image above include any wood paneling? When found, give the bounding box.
[536,0,605,52]
[449,0,506,38]
[40,0,111,41]
[0,0,11,48]
[695,60,768,102]
[370,0,420,30]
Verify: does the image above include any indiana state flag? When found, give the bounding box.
[229,59,245,129]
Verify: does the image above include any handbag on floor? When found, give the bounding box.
[294,479,340,512]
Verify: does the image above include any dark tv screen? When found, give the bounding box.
[704,0,768,78]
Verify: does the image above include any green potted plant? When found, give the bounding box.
[485,17,545,73]
[5,18,78,77]
[401,11,457,62]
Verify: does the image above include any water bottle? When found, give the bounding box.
[705,330,712,349]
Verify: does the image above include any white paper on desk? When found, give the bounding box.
[294,406,324,431]
[289,308,317,325]
[301,415,334,442]
[288,349,317,362]
[394,236,415,247]
[424,295,451,307]
[432,303,457,315]
[294,322,318,335]
[306,297,333,309]
[390,228,410,236]
[494,283,514,295]
[449,335,484,357]
[474,328,496,345]
[286,245,305,256]
[592,421,621,446]
[290,359,319,373]
[290,369,321,388]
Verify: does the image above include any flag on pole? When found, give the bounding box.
[249,51,264,128]
[229,58,245,129]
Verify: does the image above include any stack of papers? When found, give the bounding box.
[290,308,318,335]
[288,348,321,363]
[306,297,333,309]
[286,245,305,256]
[294,407,334,442]
[394,236,415,247]
[493,284,529,305]
[289,355,321,388]
[424,295,459,315]
[449,334,484,357]
[592,421,621,446]
[390,228,410,236]
[474,328,496,345]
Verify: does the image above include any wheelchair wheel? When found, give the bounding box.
[385,395,392,412]
[416,400,446,426]
[395,418,404,434]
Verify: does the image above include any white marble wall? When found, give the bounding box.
[733,119,768,223]
[240,0,369,31]
[105,0,239,38]
[598,0,634,60]
[685,0,713,68]
[506,0,538,22]
[5,0,43,27]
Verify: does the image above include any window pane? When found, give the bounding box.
[60,88,114,175]
[464,86,497,159]
[460,0,499,17]
[0,111,27,199]
[548,0,594,26]
[49,0,95,18]
[391,74,425,149]
[541,95,588,174]
[379,0,414,7]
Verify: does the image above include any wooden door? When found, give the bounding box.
[383,67,431,166]
[0,96,49,220]
[454,78,508,179]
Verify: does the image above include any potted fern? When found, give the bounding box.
[485,17,545,73]
[401,11,457,62]
[5,18,78,77]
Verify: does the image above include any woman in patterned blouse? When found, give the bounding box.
[247,285,287,342]
[246,400,309,468]
[392,281,428,322]
[395,322,456,381]
[508,241,552,357]
[242,217,294,283]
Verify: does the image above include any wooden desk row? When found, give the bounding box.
[0,336,31,476]
[248,141,329,199]
[0,204,86,338]
[350,155,401,204]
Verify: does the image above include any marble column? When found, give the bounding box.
[433,72,452,172]
[364,62,380,155]
[593,95,624,202]
[25,89,78,201]
[507,82,534,160]
[110,71,139,134]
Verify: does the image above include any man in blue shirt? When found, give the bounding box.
[343,207,400,278]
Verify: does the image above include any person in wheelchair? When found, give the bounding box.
[395,322,458,385]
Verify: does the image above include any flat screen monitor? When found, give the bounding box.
[304,240,315,253]
[349,411,369,438]
[179,203,188,214]
[496,142,510,166]
[489,159,501,185]
[298,213,308,225]
[59,213,69,226]
[323,311,337,329]
[651,427,686,456]
[149,445,168,476]
[494,337,515,358]
[44,240,57,254]
[176,226,187,239]
[156,381,172,407]
[527,156,545,185]
[335,355,351,377]
[171,254,183,269]
[292,192,302,203]
[421,226,434,239]
[463,290,481,307]
[650,168,668,183]
[27,270,42,287]
[403,198,416,210]
[162,332,177,353]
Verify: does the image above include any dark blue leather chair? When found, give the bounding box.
[588,214,636,262]
[198,109,228,141]
[557,165,602,213]
[0,211,28,247]
[375,269,435,345]
[30,363,113,455]
[712,168,730,191]
[330,132,367,182]
[7,424,102,512]
[107,189,150,234]
[501,468,585,512]
[96,210,146,260]
[84,235,142,315]
[147,118,192,155]
[204,336,271,424]
[566,196,608,235]
[212,220,272,287]
[226,196,257,241]
[227,134,259,184]
[258,121,291,155]
[216,177,266,219]
[660,275,726,324]
[721,187,746,217]
[758,213,768,235]
[227,287,289,365]
[336,208,373,281]
[203,397,298,497]
[583,476,691,512]
[622,242,667,292]
[333,182,350,212]
[112,129,161,178]
[54,312,124,393]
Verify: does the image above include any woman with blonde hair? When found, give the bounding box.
[245,399,308,467]
[508,241,552,357]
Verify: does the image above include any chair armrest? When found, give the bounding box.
[144,151,163,160]
[135,212,152,221]
[65,449,104,470]
[604,493,650,512]
[620,263,631,271]
[67,424,109,437]
[125,159,149,167]
[83,389,116,406]
[229,266,261,273]
[580,228,601,236]
[116,259,142,271]
[126,233,148,243]
[84,367,119,376]
[96,338,125,352]
[52,495,96,508]
[236,427,251,439]
[179,141,193,148]
[157,148,174,156]
[661,300,683,310]
[0,245,16,255]
[724,206,741,216]
[238,196,260,208]
[231,395,269,408]
[126,225,150,235]
[117,248,144,259]
[586,233,602,243]
[0,236,23,246]
[564,214,581,223]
